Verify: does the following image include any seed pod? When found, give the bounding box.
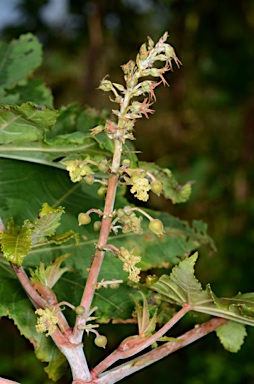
[98,160,109,173]
[94,335,108,348]
[148,219,164,235]
[74,306,85,316]
[84,174,94,185]
[151,180,163,196]
[93,221,101,231]
[97,185,107,198]
[78,213,91,225]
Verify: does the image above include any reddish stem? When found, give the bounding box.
[92,304,191,377]
[92,317,228,384]
[73,172,119,339]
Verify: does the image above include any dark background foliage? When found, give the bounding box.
[0,0,254,383]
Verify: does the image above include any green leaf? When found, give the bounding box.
[0,158,213,324]
[207,287,254,320]
[139,161,192,204]
[0,33,42,90]
[0,218,32,265]
[151,254,254,326]
[215,321,247,352]
[0,79,54,107]
[0,103,58,144]
[151,253,209,305]
[0,103,112,168]
[27,203,65,245]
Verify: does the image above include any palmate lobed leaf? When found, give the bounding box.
[0,158,214,323]
[151,253,210,305]
[151,253,254,327]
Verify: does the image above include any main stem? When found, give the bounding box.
[73,139,123,340]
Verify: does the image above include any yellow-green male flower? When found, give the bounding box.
[35,307,59,337]
[118,246,141,283]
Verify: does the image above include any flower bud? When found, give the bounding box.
[99,79,113,92]
[122,158,131,168]
[116,208,125,218]
[145,274,158,286]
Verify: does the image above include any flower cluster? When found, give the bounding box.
[35,307,59,337]
[124,169,151,202]
[115,206,143,234]
[63,160,94,183]
[97,32,181,144]
[118,246,141,283]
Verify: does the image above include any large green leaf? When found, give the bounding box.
[0,103,58,144]
[0,103,137,168]
[0,158,214,323]
[151,253,254,326]
[0,34,53,106]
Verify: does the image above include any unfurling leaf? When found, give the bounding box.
[30,254,72,288]
[131,292,157,337]
[215,321,247,353]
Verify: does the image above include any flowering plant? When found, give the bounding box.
[0,32,253,384]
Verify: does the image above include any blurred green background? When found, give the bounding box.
[0,0,254,383]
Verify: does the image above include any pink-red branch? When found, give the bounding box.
[92,317,228,384]
[92,304,191,377]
